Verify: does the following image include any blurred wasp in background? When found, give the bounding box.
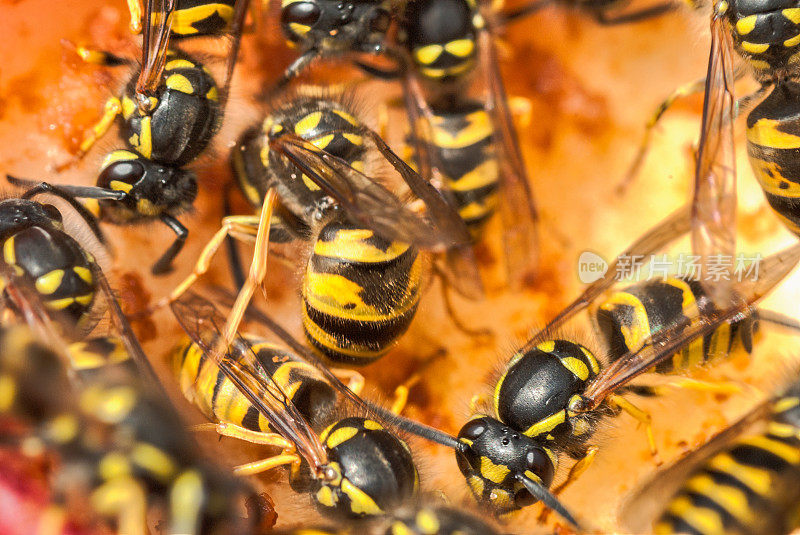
[30,0,252,274]
[619,368,800,535]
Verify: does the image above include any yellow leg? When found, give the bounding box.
[234,454,301,476]
[192,422,295,449]
[221,189,278,349]
[126,0,143,33]
[391,349,447,414]
[161,214,261,308]
[551,445,599,496]
[608,394,660,465]
[617,77,706,194]
[56,97,122,170]
[332,368,365,396]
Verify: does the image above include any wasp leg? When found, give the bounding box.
[657,377,744,396]
[166,213,264,306]
[592,2,675,25]
[607,393,660,465]
[235,454,302,476]
[150,215,189,275]
[391,348,447,414]
[222,190,278,349]
[274,49,319,92]
[126,0,143,33]
[438,271,494,339]
[90,477,148,535]
[56,97,123,171]
[552,445,599,496]
[617,77,707,194]
[331,369,365,396]
[194,422,295,449]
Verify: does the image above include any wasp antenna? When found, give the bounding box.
[516,473,582,530]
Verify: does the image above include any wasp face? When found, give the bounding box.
[0,199,61,239]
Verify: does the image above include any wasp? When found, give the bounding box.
[0,321,273,535]
[619,370,800,535]
[170,290,423,520]
[0,182,167,386]
[31,0,251,274]
[377,204,800,524]
[166,89,481,366]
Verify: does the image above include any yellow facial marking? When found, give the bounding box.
[416,509,440,533]
[536,340,556,353]
[289,22,312,36]
[480,455,510,484]
[340,478,383,515]
[3,238,16,265]
[73,266,93,284]
[110,180,134,194]
[35,270,65,295]
[445,38,475,57]
[101,150,138,170]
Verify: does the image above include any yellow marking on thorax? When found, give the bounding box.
[774,396,800,413]
[137,198,160,216]
[332,109,360,126]
[363,419,382,431]
[480,456,510,483]
[166,73,194,95]
[736,15,757,34]
[748,118,800,149]
[206,86,219,101]
[341,478,384,515]
[740,41,770,54]
[121,96,137,120]
[135,116,153,159]
[523,410,566,438]
[416,510,440,533]
[171,3,234,34]
[73,266,93,284]
[295,111,323,136]
[324,426,359,449]
[35,270,65,295]
[413,44,443,65]
[310,133,335,150]
[560,356,590,381]
[784,34,800,47]
[784,8,800,23]
[3,237,16,265]
[165,59,195,70]
[445,38,475,57]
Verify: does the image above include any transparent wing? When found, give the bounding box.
[691,6,738,307]
[136,0,177,103]
[619,399,772,533]
[170,290,331,474]
[520,205,693,353]
[219,0,251,110]
[477,1,540,286]
[577,241,800,411]
[268,131,471,251]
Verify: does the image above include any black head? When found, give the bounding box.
[0,198,62,240]
[98,151,197,215]
[280,0,391,51]
[455,416,555,515]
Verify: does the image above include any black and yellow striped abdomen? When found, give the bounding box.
[594,276,743,374]
[414,100,500,239]
[655,386,800,535]
[170,0,236,38]
[174,335,337,432]
[122,51,219,166]
[1,226,95,331]
[302,220,425,366]
[746,81,800,236]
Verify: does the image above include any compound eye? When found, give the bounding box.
[281,2,321,27]
[42,204,62,223]
[458,419,487,441]
[100,160,146,188]
[525,448,555,487]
